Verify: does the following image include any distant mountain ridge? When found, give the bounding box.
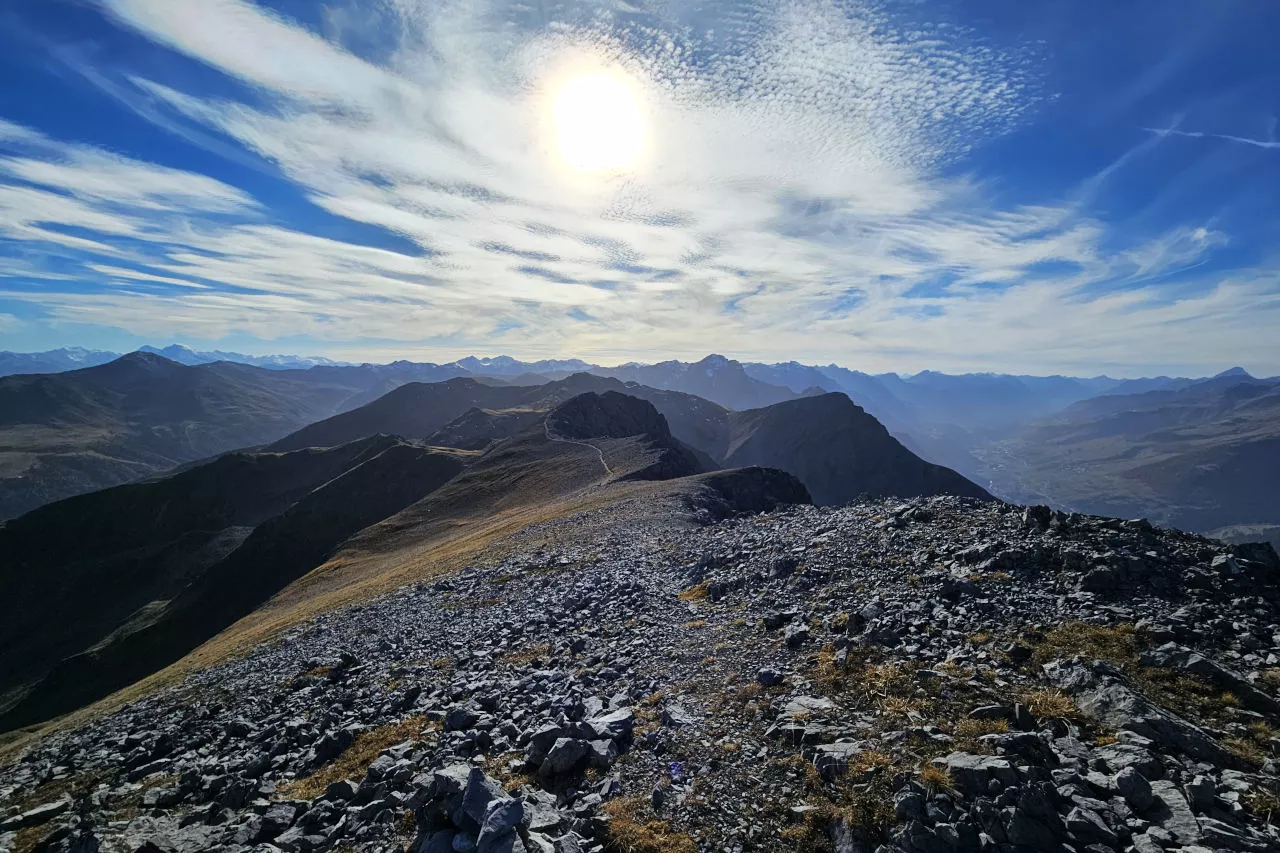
[980,370,1280,533]
[5,346,1274,542]
[270,374,989,506]
[0,353,451,518]
[0,347,120,376]
[3,346,1237,432]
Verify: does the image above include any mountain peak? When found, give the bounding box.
[547,391,672,442]
[695,354,733,367]
[1215,366,1253,379]
[116,350,185,369]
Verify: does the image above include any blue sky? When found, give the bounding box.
[0,0,1278,375]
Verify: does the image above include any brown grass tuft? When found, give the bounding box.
[601,796,698,853]
[918,763,953,795]
[280,715,431,800]
[954,717,1008,740]
[500,642,551,667]
[677,583,710,601]
[1019,689,1078,720]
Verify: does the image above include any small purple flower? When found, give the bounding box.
[669,761,685,781]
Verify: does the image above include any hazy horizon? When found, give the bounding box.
[3,341,1273,381]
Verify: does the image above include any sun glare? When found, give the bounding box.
[552,72,646,173]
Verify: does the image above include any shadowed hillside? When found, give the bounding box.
[723,393,992,504]
[270,379,988,506]
[0,437,468,731]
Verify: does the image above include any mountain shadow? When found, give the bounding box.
[722,393,992,504]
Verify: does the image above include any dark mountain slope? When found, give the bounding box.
[548,390,680,441]
[0,390,795,733]
[426,407,545,450]
[722,393,992,505]
[547,392,706,481]
[269,378,526,452]
[0,435,445,699]
[0,439,466,732]
[271,379,984,508]
[0,353,413,519]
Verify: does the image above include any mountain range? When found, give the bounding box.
[0,343,1276,814]
[3,348,1275,541]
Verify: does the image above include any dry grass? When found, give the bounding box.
[279,716,431,800]
[10,824,53,853]
[1225,721,1277,767]
[852,750,894,775]
[601,796,698,853]
[918,763,953,795]
[489,760,537,793]
[780,782,897,852]
[677,583,710,601]
[1259,669,1280,693]
[500,642,551,667]
[285,664,332,688]
[0,767,107,815]
[683,620,707,630]
[1027,621,1257,736]
[1245,781,1280,825]
[1033,622,1139,669]
[641,691,666,707]
[1019,689,1079,721]
[954,717,1008,739]
[769,754,824,793]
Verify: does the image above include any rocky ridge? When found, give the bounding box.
[2,497,1278,853]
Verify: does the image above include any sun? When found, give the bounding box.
[552,72,646,173]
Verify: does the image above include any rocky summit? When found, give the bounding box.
[2,496,1279,853]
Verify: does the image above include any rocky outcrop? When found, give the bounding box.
[685,467,813,520]
[545,392,674,442]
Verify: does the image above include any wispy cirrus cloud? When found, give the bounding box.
[1145,125,1280,150]
[1,0,1276,374]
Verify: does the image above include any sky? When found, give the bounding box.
[0,0,1278,376]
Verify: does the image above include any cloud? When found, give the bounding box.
[1145,126,1280,150]
[1,0,1276,374]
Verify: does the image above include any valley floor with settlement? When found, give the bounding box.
[2,496,1279,853]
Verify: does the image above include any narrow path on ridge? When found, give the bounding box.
[543,415,613,476]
